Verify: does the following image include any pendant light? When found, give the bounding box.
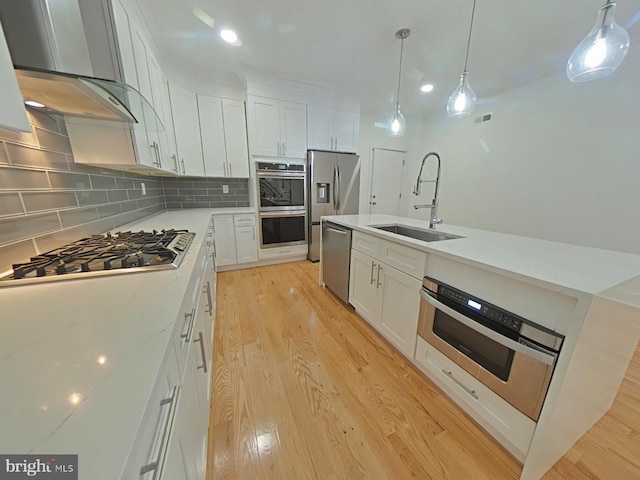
[388,28,410,137]
[447,0,477,118]
[566,0,630,83]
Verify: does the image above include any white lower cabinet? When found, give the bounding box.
[348,231,425,358]
[349,250,380,325]
[414,337,535,462]
[212,213,258,267]
[212,215,237,266]
[122,240,214,480]
[234,214,258,264]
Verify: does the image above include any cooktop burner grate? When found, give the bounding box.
[1,229,195,287]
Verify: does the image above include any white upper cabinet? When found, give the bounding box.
[246,95,307,159]
[222,98,250,178]
[197,95,226,177]
[308,106,359,153]
[0,21,30,132]
[169,83,205,176]
[108,0,172,172]
[307,107,333,151]
[280,101,308,158]
[198,96,249,178]
[333,110,359,153]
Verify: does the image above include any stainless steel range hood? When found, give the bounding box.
[0,0,162,131]
[14,66,162,131]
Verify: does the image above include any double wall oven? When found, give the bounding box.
[256,162,307,248]
[418,277,564,421]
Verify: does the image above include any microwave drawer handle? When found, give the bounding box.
[420,290,557,366]
[442,369,479,400]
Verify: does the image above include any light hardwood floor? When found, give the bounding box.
[206,261,522,479]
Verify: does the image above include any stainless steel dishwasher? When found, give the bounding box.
[321,221,352,304]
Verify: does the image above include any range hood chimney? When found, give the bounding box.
[0,0,160,129]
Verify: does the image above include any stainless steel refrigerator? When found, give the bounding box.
[307,150,360,262]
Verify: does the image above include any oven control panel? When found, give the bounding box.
[438,285,523,332]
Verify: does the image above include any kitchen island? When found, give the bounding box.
[321,214,640,479]
[0,208,249,479]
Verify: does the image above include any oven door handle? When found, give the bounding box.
[259,211,306,218]
[257,171,306,178]
[420,290,557,366]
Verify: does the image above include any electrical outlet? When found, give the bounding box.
[222,185,229,194]
[141,183,146,196]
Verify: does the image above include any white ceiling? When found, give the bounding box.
[136,0,640,117]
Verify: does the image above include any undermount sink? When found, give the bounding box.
[371,224,463,242]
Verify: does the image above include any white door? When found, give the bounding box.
[378,265,421,358]
[197,95,226,177]
[247,96,280,157]
[369,148,405,215]
[222,98,250,177]
[348,250,381,326]
[280,101,307,159]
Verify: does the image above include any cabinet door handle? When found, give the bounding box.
[376,264,382,288]
[204,281,213,315]
[442,369,479,399]
[370,261,376,285]
[277,141,281,156]
[139,385,180,477]
[194,331,208,373]
[171,154,178,173]
[180,308,196,342]
[283,143,287,156]
[223,163,227,176]
[181,159,186,174]
[229,164,233,176]
[252,226,255,240]
[150,142,161,167]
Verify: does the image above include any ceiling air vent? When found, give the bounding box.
[474,113,493,125]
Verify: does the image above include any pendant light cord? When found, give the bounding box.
[395,37,405,107]
[463,0,477,72]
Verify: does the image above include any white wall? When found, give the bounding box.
[404,47,640,255]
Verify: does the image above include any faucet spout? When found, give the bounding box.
[412,152,442,229]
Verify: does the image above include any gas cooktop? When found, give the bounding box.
[0,229,195,287]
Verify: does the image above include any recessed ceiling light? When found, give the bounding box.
[420,84,434,93]
[25,100,45,108]
[220,29,240,45]
[192,7,215,29]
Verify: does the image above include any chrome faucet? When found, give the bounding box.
[413,152,443,229]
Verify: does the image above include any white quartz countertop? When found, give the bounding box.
[0,209,220,479]
[322,214,640,296]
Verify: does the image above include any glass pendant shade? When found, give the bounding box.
[388,105,407,136]
[447,72,476,118]
[566,1,630,83]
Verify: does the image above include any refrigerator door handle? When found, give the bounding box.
[335,164,341,212]
[333,165,338,213]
